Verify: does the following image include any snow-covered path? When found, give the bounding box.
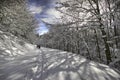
[0,47,120,80]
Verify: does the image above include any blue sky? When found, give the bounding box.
[37,22,48,35]
[28,0,60,35]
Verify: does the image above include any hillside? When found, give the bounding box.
[0,30,36,59]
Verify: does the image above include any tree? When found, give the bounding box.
[40,0,120,64]
[0,0,38,43]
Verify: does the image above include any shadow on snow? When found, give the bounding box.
[0,47,120,80]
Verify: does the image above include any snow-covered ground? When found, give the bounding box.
[0,47,120,80]
[0,31,120,80]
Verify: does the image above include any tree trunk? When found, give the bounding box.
[94,29,101,60]
[89,0,112,64]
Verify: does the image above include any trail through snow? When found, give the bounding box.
[0,47,120,80]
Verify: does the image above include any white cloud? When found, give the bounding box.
[39,30,48,35]
[41,8,63,23]
[29,6,43,14]
[57,0,70,2]
[46,8,62,18]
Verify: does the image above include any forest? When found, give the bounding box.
[39,0,120,65]
[0,0,120,68]
[0,0,120,80]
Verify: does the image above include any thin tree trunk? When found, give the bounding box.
[81,34,91,60]
[112,14,118,48]
[94,29,101,60]
[88,0,112,64]
[95,0,112,64]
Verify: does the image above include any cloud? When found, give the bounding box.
[36,22,49,35]
[28,0,64,35]
[29,5,62,23]
[57,0,69,2]
[46,8,62,18]
[39,30,48,35]
[29,5,43,14]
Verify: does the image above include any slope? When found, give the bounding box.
[0,47,120,80]
[0,30,120,80]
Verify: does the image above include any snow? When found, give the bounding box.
[0,30,120,80]
[0,47,120,80]
[5,50,11,54]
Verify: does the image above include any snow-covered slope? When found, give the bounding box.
[0,31,120,80]
[0,31,35,57]
[0,47,120,80]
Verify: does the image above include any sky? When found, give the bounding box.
[28,0,61,35]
